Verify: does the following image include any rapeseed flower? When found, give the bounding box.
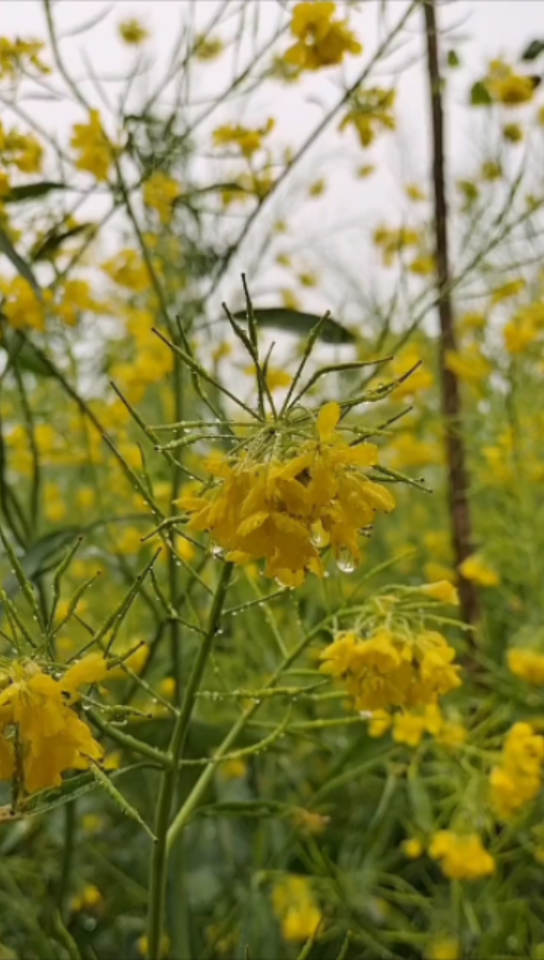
[71,109,114,181]
[177,402,395,585]
[320,626,461,712]
[429,831,495,880]
[490,722,544,819]
[508,648,544,685]
[284,2,361,72]
[272,875,322,942]
[0,653,108,793]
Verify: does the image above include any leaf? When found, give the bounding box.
[31,222,91,261]
[0,765,144,821]
[470,81,492,106]
[0,225,41,291]
[522,39,544,61]
[232,307,355,345]
[90,763,156,841]
[0,325,55,377]
[407,766,433,832]
[2,182,66,203]
[447,49,460,68]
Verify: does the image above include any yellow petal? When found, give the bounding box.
[62,653,108,692]
[317,402,341,442]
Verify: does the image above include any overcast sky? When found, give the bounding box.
[2,1,544,323]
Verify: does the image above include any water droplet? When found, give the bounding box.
[310,521,329,549]
[336,546,356,574]
[210,541,224,558]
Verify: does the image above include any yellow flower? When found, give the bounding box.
[368,709,392,738]
[444,345,492,384]
[374,225,421,266]
[340,88,395,148]
[402,837,424,859]
[178,402,393,584]
[213,118,274,157]
[0,654,108,793]
[309,179,326,197]
[0,37,50,79]
[2,276,48,331]
[429,831,495,880]
[435,719,467,749]
[321,628,461,712]
[421,581,459,605]
[491,277,526,304]
[71,109,113,181]
[119,19,149,45]
[143,171,182,224]
[481,160,503,181]
[284,1,362,72]
[484,61,535,105]
[103,249,150,291]
[195,35,224,61]
[70,884,103,913]
[219,758,247,780]
[281,288,301,310]
[459,554,499,587]
[393,712,426,747]
[406,183,426,201]
[490,722,544,819]
[508,648,544,686]
[272,875,322,942]
[426,938,460,960]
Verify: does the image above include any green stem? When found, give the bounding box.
[58,801,76,919]
[147,561,233,958]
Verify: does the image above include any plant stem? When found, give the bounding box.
[423,0,479,627]
[147,561,233,958]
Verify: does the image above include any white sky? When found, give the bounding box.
[2,1,544,327]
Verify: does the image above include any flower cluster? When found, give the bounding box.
[143,171,182,224]
[0,654,108,794]
[213,118,275,158]
[340,88,396,148]
[371,704,467,748]
[320,626,461,712]
[507,648,544,685]
[178,403,395,586]
[490,722,544,820]
[272,875,322,943]
[429,831,495,881]
[71,109,115,181]
[0,36,49,80]
[483,60,536,106]
[283,2,362,72]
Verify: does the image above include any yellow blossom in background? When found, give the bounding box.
[119,19,149,45]
[103,249,150,292]
[421,581,459,605]
[491,277,526,304]
[483,61,536,106]
[429,831,495,880]
[1,276,49,331]
[281,288,301,310]
[406,183,427,201]
[402,837,424,859]
[340,88,396,148]
[459,553,499,587]
[390,346,434,398]
[0,654,108,793]
[0,36,50,79]
[409,254,436,276]
[143,171,182,224]
[70,884,103,913]
[284,2,362,72]
[426,938,460,960]
[219,758,247,780]
[309,178,326,197]
[368,709,393,738]
[444,345,492,385]
[1,126,44,172]
[481,160,503,181]
[374,225,421,266]
[195,35,224,61]
[272,875,322,942]
[213,118,275,157]
[508,648,544,686]
[490,722,544,819]
[71,109,114,181]
[357,163,375,178]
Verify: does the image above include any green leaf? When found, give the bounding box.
[522,39,544,61]
[232,307,355,345]
[2,181,66,203]
[0,225,41,291]
[447,49,460,68]
[90,763,157,841]
[407,766,433,832]
[15,764,145,819]
[0,325,55,377]
[31,222,91,261]
[470,81,492,106]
